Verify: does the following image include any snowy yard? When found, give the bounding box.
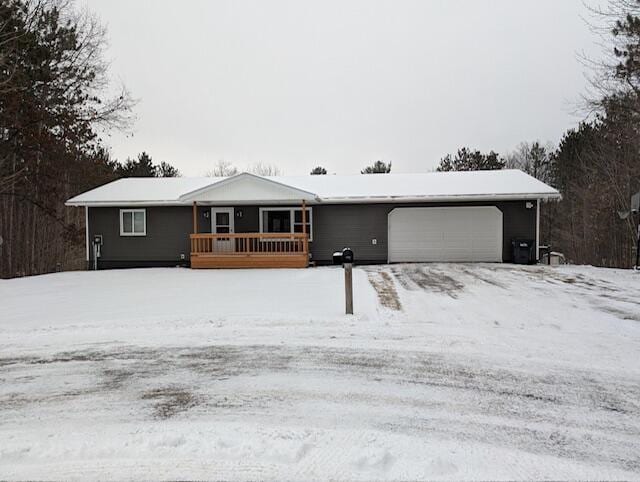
[1,264,639,480]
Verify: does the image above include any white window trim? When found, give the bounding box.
[259,207,313,241]
[120,209,147,236]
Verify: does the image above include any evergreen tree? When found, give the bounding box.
[118,152,157,177]
[0,0,133,277]
[611,2,640,106]
[116,152,179,177]
[361,160,392,174]
[436,148,504,172]
[310,166,327,175]
[157,161,180,177]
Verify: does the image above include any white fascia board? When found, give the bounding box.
[193,199,320,206]
[179,172,318,202]
[317,192,562,204]
[66,199,321,208]
[66,191,561,207]
[65,200,186,207]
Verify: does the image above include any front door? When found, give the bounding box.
[211,207,235,252]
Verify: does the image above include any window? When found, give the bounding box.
[293,209,312,236]
[260,207,312,241]
[120,209,146,236]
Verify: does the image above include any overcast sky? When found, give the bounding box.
[82,0,602,176]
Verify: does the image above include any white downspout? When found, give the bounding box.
[85,206,89,269]
[536,199,540,262]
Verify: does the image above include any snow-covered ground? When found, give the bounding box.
[1,264,639,480]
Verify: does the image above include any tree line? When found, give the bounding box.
[0,1,179,278]
[349,124,638,268]
[209,160,392,175]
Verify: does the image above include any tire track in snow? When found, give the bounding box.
[1,343,639,473]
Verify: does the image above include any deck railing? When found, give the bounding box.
[190,232,309,256]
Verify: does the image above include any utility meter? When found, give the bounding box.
[92,235,103,270]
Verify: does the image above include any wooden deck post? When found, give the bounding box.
[301,200,308,258]
[192,201,198,234]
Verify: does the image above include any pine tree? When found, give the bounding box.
[436,148,504,172]
[0,0,133,277]
[118,152,157,177]
[157,162,180,177]
[361,161,392,174]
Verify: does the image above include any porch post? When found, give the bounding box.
[301,200,308,257]
[192,201,198,234]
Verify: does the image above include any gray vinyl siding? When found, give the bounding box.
[195,206,259,233]
[494,201,537,262]
[88,200,536,267]
[310,204,389,262]
[309,201,536,263]
[88,207,193,266]
[88,205,272,266]
[234,207,260,233]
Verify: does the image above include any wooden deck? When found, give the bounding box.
[190,233,309,269]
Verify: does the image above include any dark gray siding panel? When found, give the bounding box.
[499,201,537,261]
[234,207,260,233]
[88,200,537,267]
[88,205,269,267]
[196,206,211,233]
[311,204,390,262]
[89,207,192,264]
[310,201,537,263]
[195,206,259,233]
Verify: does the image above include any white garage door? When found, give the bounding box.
[388,207,503,262]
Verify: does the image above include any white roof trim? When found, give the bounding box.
[65,170,562,207]
[66,193,560,208]
[318,192,561,203]
[178,172,318,202]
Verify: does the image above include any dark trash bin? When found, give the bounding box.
[511,239,535,265]
[332,251,343,265]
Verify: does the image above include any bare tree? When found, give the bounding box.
[205,161,282,177]
[247,162,281,176]
[505,141,555,183]
[205,160,238,177]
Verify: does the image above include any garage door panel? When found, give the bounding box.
[388,207,503,263]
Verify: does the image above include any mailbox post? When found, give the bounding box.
[342,248,354,315]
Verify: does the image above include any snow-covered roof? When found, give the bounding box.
[66,170,561,206]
